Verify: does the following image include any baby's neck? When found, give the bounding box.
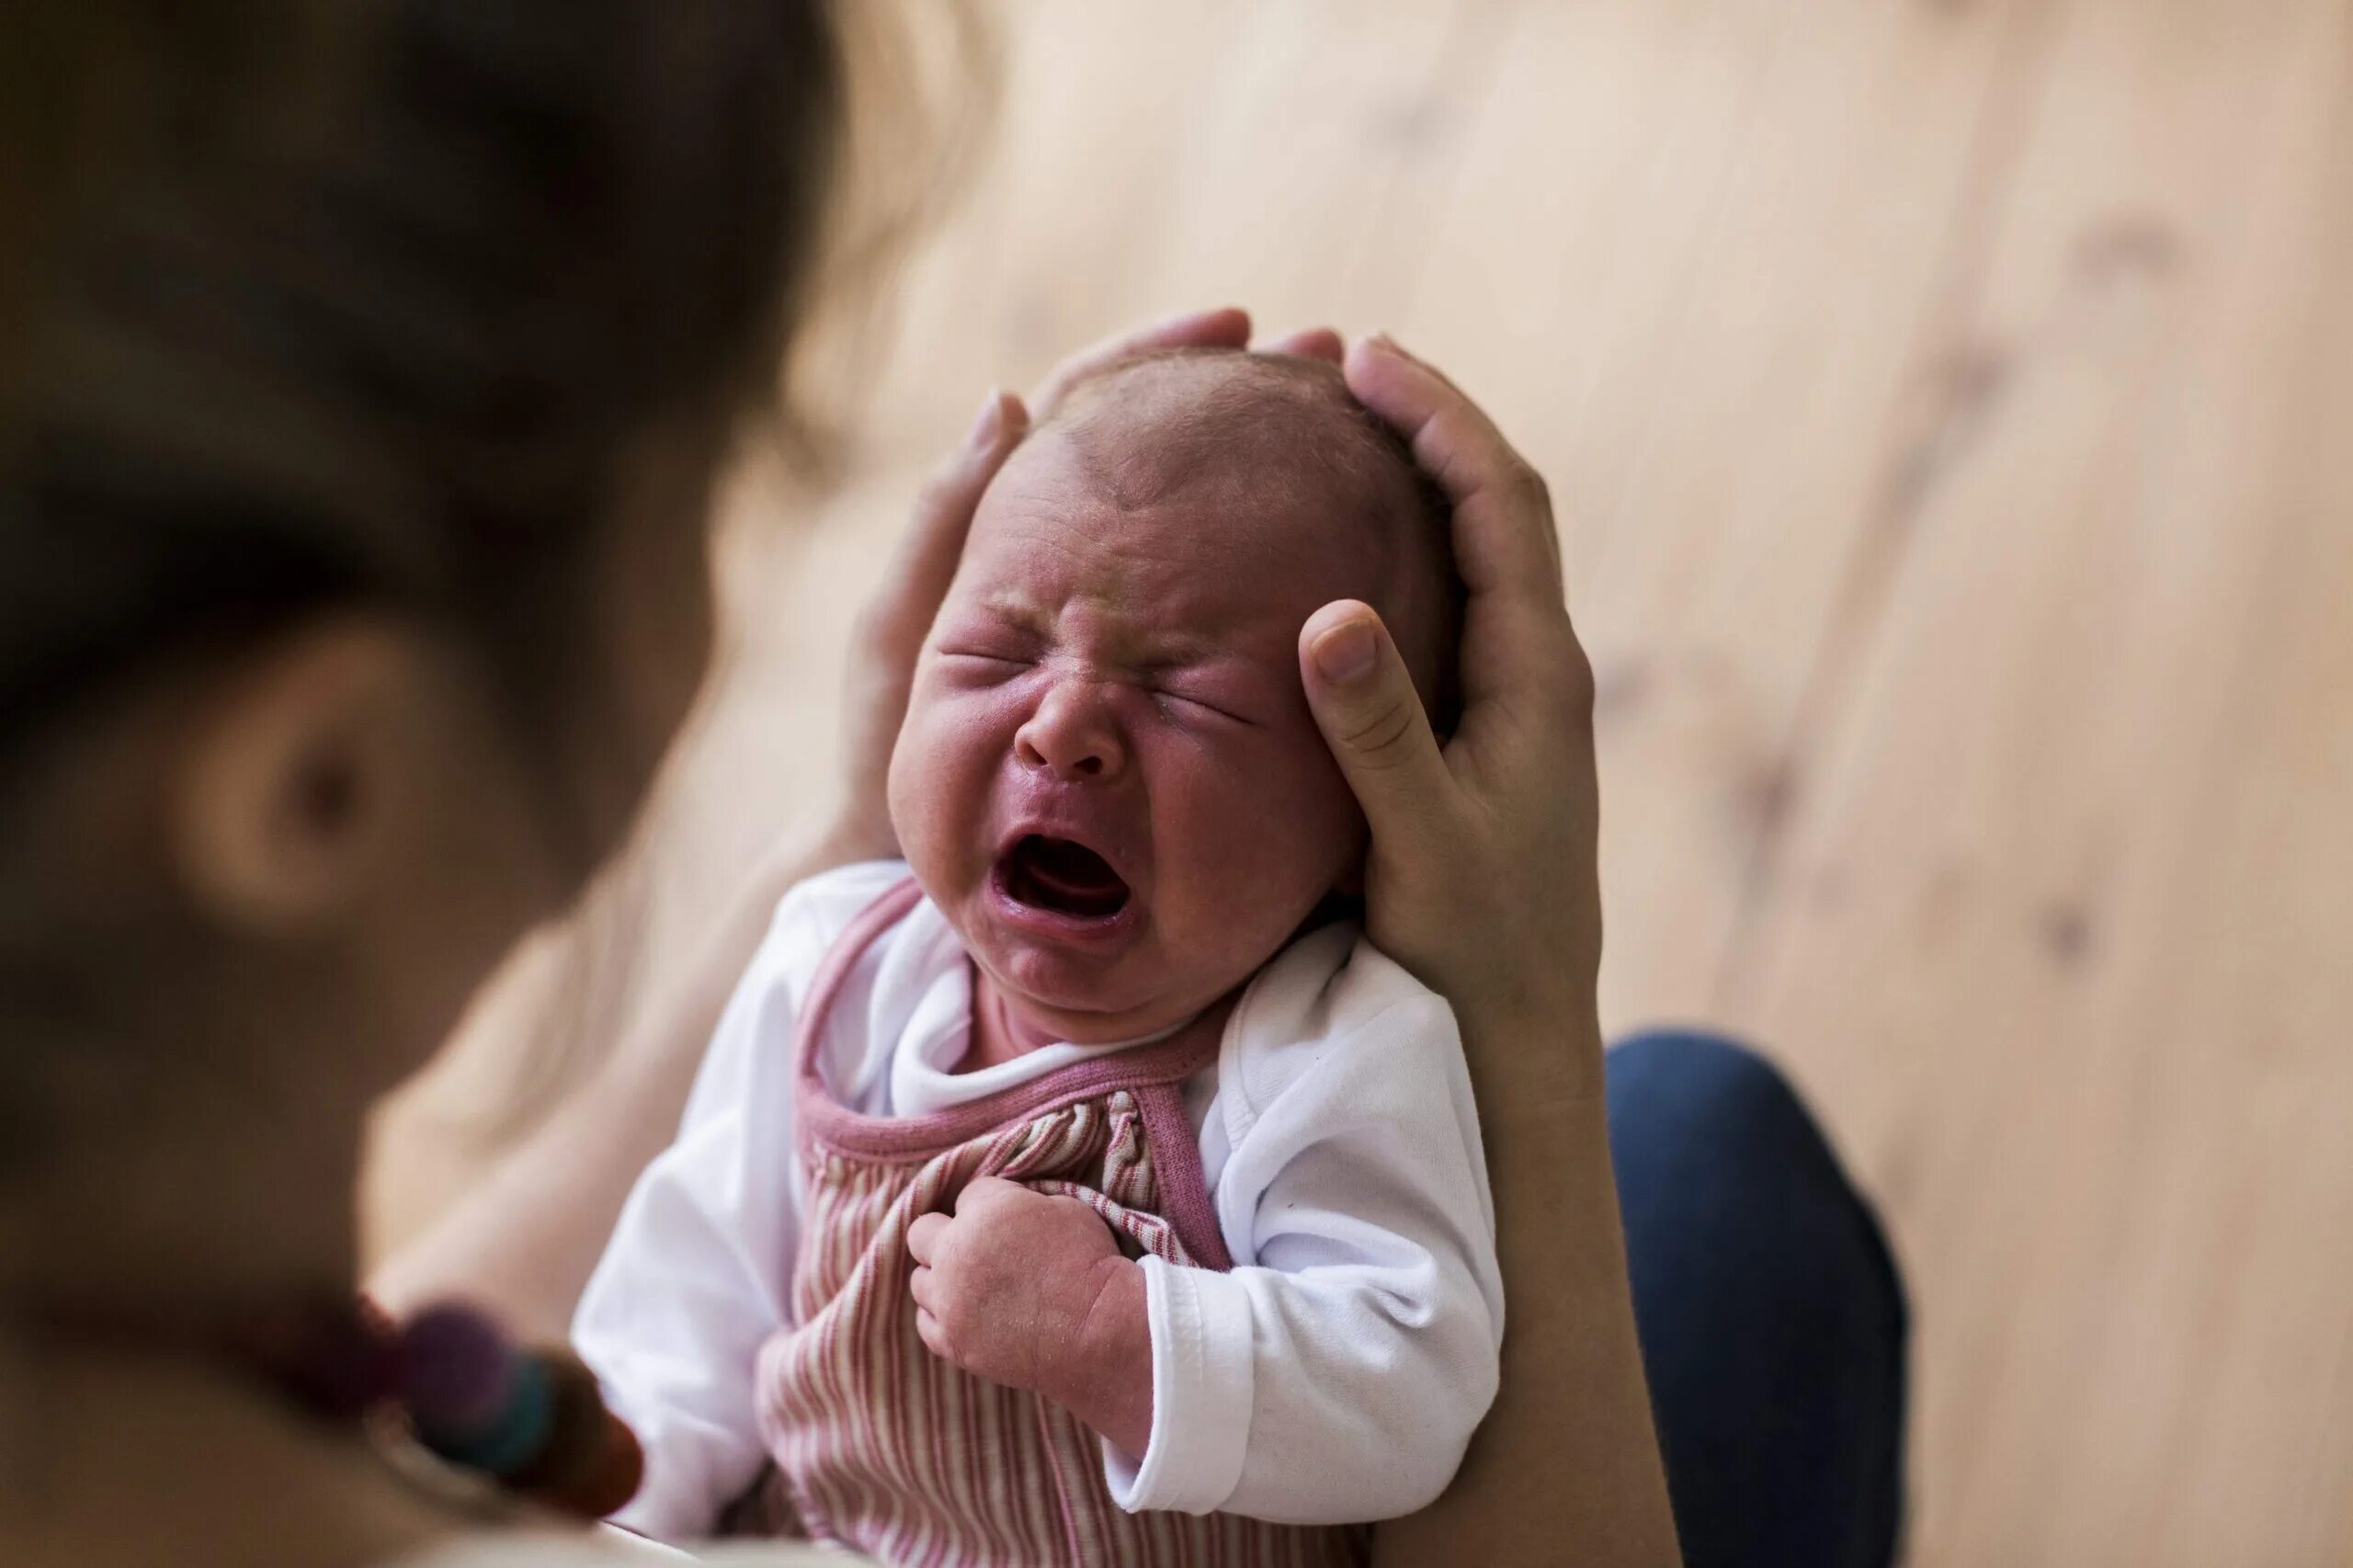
[961,971,1217,1075]
[962,974,1064,1073]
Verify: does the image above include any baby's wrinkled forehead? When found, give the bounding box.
[964,347,1459,710]
[1042,350,1416,534]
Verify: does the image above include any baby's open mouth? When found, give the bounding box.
[999,835,1131,920]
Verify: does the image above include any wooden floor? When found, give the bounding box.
[369,4,2353,1563]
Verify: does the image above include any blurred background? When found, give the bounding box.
[369,4,2353,1564]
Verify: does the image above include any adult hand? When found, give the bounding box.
[821,307,1343,863]
[1297,335,1603,1096]
[1325,340,1678,1568]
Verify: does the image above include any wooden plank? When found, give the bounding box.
[1720,1,2353,1562]
[1393,0,2036,1029]
[867,0,1494,453]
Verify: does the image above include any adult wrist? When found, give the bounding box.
[1453,986,1608,1109]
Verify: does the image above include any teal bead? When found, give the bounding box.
[428,1350,552,1477]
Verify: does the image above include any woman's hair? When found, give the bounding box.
[0,0,844,762]
[0,0,866,1174]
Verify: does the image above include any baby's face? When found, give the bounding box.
[888,428,1396,1045]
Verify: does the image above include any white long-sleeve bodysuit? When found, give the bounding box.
[574,861,1502,1544]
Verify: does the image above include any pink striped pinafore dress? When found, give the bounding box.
[743,878,1366,1567]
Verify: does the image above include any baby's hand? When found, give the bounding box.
[905,1176,1154,1455]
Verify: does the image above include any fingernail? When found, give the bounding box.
[1368,330,1400,352]
[967,390,1006,449]
[1312,620,1380,685]
[1179,304,1245,330]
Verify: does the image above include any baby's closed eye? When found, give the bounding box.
[1152,683,1257,727]
[936,643,1039,687]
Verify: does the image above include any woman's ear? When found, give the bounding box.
[170,619,443,935]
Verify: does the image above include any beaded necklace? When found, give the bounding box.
[111,1292,643,1522]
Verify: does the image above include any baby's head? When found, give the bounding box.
[888,349,1456,1044]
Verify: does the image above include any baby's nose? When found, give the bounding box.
[1015,684,1127,781]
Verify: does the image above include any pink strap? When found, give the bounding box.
[1134,1076,1233,1271]
[790,876,1234,1270]
[790,875,926,1110]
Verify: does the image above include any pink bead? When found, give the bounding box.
[399,1301,513,1433]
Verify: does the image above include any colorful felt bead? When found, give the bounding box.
[538,1409,645,1520]
[399,1302,513,1434]
[235,1291,402,1419]
[426,1348,551,1477]
[226,1293,643,1520]
[512,1353,608,1494]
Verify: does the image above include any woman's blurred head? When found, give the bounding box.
[0,0,843,1302]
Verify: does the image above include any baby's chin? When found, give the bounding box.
[961,926,1212,1046]
[928,864,1273,1046]
[979,951,1192,1045]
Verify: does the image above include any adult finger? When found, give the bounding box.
[1256,326,1345,363]
[909,1265,937,1312]
[867,389,1029,659]
[1343,334,1565,599]
[1299,600,1456,838]
[906,1210,948,1265]
[1344,335,1573,707]
[1028,306,1252,415]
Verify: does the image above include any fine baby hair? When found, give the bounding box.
[1042,347,1461,729]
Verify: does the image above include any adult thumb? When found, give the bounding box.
[1299,601,1452,831]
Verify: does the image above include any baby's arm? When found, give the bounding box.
[573,869,894,1540]
[571,960,800,1540]
[1114,979,1503,1524]
[902,952,1501,1525]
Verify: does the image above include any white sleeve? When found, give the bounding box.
[1103,944,1505,1524]
[571,862,904,1543]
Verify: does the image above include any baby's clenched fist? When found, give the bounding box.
[904,1176,1154,1456]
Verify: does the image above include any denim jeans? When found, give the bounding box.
[1609,1031,1908,1568]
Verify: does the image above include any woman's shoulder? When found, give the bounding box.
[382,1527,686,1565]
[387,1529,850,1566]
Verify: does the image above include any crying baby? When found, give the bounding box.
[575,347,1500,1567]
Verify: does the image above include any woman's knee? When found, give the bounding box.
[1607,1028,1910,1568]
[1608,1029,1828,1179]
[1606,1028,1905,1335]
[1609,1026,1807,1149]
